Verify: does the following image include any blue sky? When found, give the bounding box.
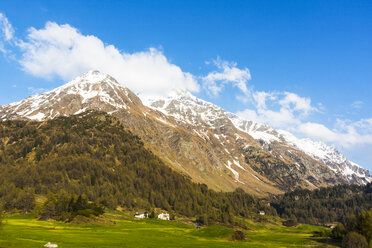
[0,0,371,170]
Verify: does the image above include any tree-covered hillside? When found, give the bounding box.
[275,183,372,225]
[0,111,274,224]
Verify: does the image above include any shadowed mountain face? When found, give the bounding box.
[1,71,370,195]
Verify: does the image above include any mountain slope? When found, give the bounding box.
[0,111,277,223]
[145,90,371,185]
[0,71,369,196]
[145,92,354,189]
[0,71,282,195]
[278,130,371,184]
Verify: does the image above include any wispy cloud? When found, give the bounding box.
[27,87,49,95]
[351,100,363,109]
[237,91,316,128]
[0,13,14,53]
[202,58,251,98]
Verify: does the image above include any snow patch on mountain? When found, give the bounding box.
[278,130,371,183]
[227,113,280,143]
[226,160,245,184]
[144,90,229,129]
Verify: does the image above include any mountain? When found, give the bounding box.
[0,71,370,196]
[1,71,281,195]
[146,91,371,185]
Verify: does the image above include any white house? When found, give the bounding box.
[134,212,148,219]
[259,211,265,216]
[44,242,58,248]
[157,213,170,220]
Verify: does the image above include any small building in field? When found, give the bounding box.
[134,212,148,219]
[44,242,58,248]
[259,211,265,216]
[158,213,170,220]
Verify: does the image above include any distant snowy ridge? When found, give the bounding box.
[278,130,371,184]
[226,113,281,143]
[145,90,371,185]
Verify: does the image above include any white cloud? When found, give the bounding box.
[237,91,316,129]
[279,92,315,116]
[237,106,301,128]
[0,13,14,41]
[16,22,199,98]
[351,100,363,109]
[202,58,251,97]
[27,87,49,95]
[0,12,15,53]
[252,91,276,110]
[237,89,372,149]
[298,121,372,148]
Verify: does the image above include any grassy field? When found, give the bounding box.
[0,211,339,248]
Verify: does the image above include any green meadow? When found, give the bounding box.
[0,211,338,248]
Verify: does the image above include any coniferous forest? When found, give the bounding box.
[274,183,372,225]
[0,111,274,224]
[0,111,370,230]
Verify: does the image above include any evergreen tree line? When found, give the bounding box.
[318,209,372,248]
[0,111,275,224]
[274,183,372,225]
[40,192,104,221]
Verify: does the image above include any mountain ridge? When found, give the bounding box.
[0,71,370,196]
[145,90,371,185]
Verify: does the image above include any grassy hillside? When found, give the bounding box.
[0,212,337,248]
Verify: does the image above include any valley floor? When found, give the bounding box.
[0,211,339,248]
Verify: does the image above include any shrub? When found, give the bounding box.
[331,223,347,239]
[196,214,208,226]
[231,230,247,241]
[342,232,368,248]
[148,211,156,219]
[0,204,3,225]
[283,219,298,227]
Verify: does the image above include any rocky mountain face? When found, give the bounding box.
[0,71,370,196]
[277,130,371,185]
[146,91,371,186]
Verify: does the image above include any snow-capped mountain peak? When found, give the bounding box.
[0,70,136,121]
[146,90,231,129]
[226,113,281,143]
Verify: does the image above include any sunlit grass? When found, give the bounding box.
[0,212,338,248]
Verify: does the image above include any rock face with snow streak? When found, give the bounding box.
[145,91,355,190]
[0,71,369,196]
[146,90,370,186]
[225,111,370,184]
[278,130,371,184]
